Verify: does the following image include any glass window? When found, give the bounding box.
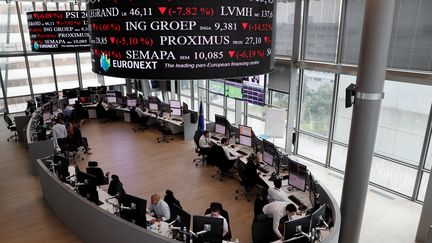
[7,95,31,113]
[271,90,289,108]
[54,54,80,90]
[180,80,191,96]
[104,76,126,86]
[305,0,341,62]
[418,172,430,202]
[28,55,56,94]
[297,133,327,164]
[227,97,236,109]
[46,2,57,11]
[330,143,348,171]
[299,70,334,137]
[209,93,224,106]
[247,103,266,117]
[333,74,356,144]
[425,139,432,171]
[0,57,31,97]
[209,105,223,122]
[0,2,22,52]
[79,52,98,88]
[342,0,432,72]
[275,0,295,56]
[370,156,417,196]
[197,80,207,88]
[227,110,235,124]
[274,122,287,149]
[198,88,207,102]
[375,81,432,166]
[19,2,34,52]
[247,117,265,137]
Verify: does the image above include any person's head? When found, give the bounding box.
[150,194,161,205]
[203,131,210,138]
[209,207,221,218]
[274,179,282,189]
[221,138,229,145]
[285,203,297,218]
[66,122,73,134]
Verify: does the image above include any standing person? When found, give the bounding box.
[51,117,67,146]
[268,179,291,203]
[262,202,297,240]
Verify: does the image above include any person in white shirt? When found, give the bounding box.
[148,194,171,223]
[135,105,147,118]
[205,207,229,237]
[221,137,242,161]
[268,179,291,203]
[51,118,67,146]
[199,131,211,155]
[262,202,297,240]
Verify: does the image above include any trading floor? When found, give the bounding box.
[0,119,423,243]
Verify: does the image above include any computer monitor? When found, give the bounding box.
[107,96,117,104]
[239,125,252,137]
[214,114,231,138]
[68,97,78,105]
[149,103,159,111]
[119,194,147,228]
[171,204,191,231]
[239,134,252,147]
[42,111,51,122]
[262,151,274,166]
[283,214,311,241]
[310,204,326,229]
[170,100,181,109]
[192,215,224,243]
[54,154,69,181]
[171,108,182,116]
[127,99,137,107]
[309,173,317,207]
[288,159,307,191]
[75,169,99,204]
[215,124,226,135]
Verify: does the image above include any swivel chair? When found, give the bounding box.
[251,214,278,243]
[57,137,83,162]
[86,161,109,186]
[193,130,207,166]
[3,113,17,142]
[204,202,232,241]
[107,174,125,198]
[210,145,235,181]
[235,160,256,202]
[131,109,149,132]
[156,120,174,143]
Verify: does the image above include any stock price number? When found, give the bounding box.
[194,51,223,60]
[245,37,262,45]
[95,37,107,45]
[214,22,237,32]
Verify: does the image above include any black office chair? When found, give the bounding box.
[131,109,149,132]
[107,174,125,197]
[156,120,174,143]
[57,137,83,162]
[252,214,278,243]
[3,113,17,142]
[193,130,206,166]
[204,202,232,241]
[164,189,182,221]
[96,104,110,123]
[86,161,109,186]
[235,160,256,202]
[254,189,269,221]
[210,145,235,181]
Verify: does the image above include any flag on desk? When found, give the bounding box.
[198,100,205,135]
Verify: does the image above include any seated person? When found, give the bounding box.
[70,121,91,154]
[62,104,73,121]
[268,178,291,203]
[135,104,150,128]
[72,100,85,122]
[198,130,211,155]
[262,202,297,240]
[51,117,67,143]
[220,137,242,169]
[205,206,229,237]
[96,98,116,120]
[148,194,171,223]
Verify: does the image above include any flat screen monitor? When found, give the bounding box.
[262,151,274,166]
[75,170,99,204]
[283,214,311,240]
[68,97,78,105]
[310,204,326,229]
[170,100,181,109]
[149,103,159,111]
[224,80,243,100]
[119,194,147,228]
[239,125,252,137]
[239,135,252,147]
[171,204,191,231]
[54,154,69,181]
[209,80,225,95]
[107,96,117,104]
[288,160,307,191]
[309,173,317,207]
[192,215,224,243]
[171,108,182,116]
[215,124,226,135]
[42,111,51,122]
[127,99,137,107]
[262,139,278,155]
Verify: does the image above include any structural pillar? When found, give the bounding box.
[416,171,432,242]
[339,1,395,243]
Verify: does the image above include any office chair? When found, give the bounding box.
[235,160,256,202]
[210,145,235,181]
[193,130,206,166]
[96,104,110,123]
[3,113,17,142]
[107,174,125,197]
[131,110,149,132]
[156,120,174,143]
[86,161,109,186]
[204,202,232,241]
[253,189,269,221]
[57,137,83,162]
[164,189,182,221]
[251,214,278,243]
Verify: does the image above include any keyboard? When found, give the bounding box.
[257,166,269,174]
[236,150,248,156]
[288,195,303,206]
[211,135,220,140]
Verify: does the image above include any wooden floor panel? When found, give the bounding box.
[0,119,255,243]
